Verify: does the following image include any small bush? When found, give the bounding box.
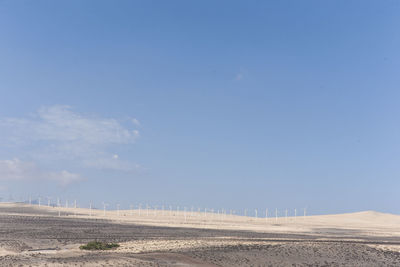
[79,241,120,250]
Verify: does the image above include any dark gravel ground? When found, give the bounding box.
[1,204,400,266]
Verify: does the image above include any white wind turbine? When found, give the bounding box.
[103,202,109,216]
[56,197,61,217]
[285,209,288,222]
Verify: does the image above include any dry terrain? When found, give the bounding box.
[0,203,400,266]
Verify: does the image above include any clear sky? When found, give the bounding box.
[0,1,399,215]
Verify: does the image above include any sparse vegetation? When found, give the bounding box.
[79,241,120,250]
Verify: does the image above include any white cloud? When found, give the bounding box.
[0,105,139,145]
[132,129,140,138]
[0,158,81,186]
[0,105,141,171]
[132,118,141,126]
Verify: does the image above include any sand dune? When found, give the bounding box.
[21,203,400,238]
[0,203,399,266]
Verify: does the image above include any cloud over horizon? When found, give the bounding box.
[0,105,139,146]
[0,158,81,186]
[0,105,141,184]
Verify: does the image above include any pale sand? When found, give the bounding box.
[0,203,399,266]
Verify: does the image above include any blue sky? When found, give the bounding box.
[0,1,399,215]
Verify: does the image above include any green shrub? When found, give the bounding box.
[79,241,120,250]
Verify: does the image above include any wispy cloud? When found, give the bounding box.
[0,158,81,186]
[234,68,246,81]
[131,118,141,126]
[83,156,141,171]
[235,72,244,81]
[0,105,139,145]
[0,105,141,172]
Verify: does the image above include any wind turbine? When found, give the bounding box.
[56,197,61,216]
[102,202,109,216]
[74,200,77,216]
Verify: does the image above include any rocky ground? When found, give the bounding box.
[0,203,400,266]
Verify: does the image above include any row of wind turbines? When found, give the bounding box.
[26,196,307,223]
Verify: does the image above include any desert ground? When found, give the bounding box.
[0,203,400,266]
